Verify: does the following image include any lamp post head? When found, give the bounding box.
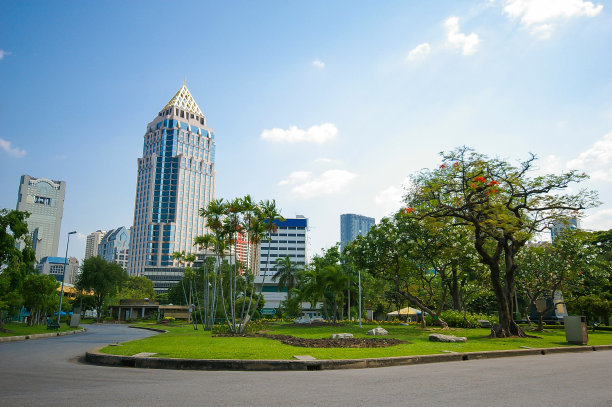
[68,231,77,235]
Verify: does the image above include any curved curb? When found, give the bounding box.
[86,343,612,371]
[0,328,87,343]
[127,325,168,334]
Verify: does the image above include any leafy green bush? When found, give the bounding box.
[425,310,498,328]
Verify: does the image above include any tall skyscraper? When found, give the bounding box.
[128,84,216,276]
[340,213,375,251]
[85,230,106,260]
[16,175,66,262]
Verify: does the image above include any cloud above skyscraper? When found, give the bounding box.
[261,123,338,144]
[279,169,357,198]
[0,137,26,157]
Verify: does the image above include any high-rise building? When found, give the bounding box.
[128,84,216,276]
[340,213,375,251]
[16,175,66,262]
[550,217,580,242]
[99,226,131,269]
[235,231,259,274]
[85,230,106,260]
[255,216,308,315]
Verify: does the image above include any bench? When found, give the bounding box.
[47,321,60,330]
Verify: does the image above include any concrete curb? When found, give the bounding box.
[85,343,612,371]
[127,325,168,333]
[0,328,87,343]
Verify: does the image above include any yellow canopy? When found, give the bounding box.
[387,307,420,316]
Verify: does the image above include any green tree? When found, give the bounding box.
[0,209,37,327]
[116,276,155,300]
[272,256,300,301]
[408,147,599,337]
[347,217,450,328]
[22,274,59,325]
[516,231,597,330]
[76,256,127,322]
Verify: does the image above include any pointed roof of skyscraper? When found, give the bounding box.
[163,84,204,116]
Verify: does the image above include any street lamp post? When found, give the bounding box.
[57,231,77,325]
[358,268,362,328]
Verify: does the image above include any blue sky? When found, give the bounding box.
[1,0,611,261]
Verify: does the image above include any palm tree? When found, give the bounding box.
[272,256,299,300]
[297,266,326,319]
[321,264,350,323]
[193,234,216,330]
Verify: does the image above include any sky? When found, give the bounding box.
[1,0,611,262]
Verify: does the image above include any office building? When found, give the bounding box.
[36,256,79,284]
[255,216,308,315]
[85,230,106,260]
[550,217,580,242]
[340,213,375,251]
[16,175,66,262]
[128,84,216,276]
[98,226,131,269]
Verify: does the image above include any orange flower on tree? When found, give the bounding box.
[474,176,487,183]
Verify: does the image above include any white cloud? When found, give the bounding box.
[538,154,564,174]
[261,123,338,144]
[278,171,312,186]
[445,16,481,55]
[0,137,26,157]
[279,169,357,198]
[312,59,325,69]
[374,185,406,216]
[567,131,612,181]
[406,43,431,61]
[582,208,612,231]
[503,0,603,39]
[0,50,10,60]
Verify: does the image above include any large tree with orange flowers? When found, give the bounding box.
[407,146,599,337]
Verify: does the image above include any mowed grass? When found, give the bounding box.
[100,322,612,360]
[0,322,79,337]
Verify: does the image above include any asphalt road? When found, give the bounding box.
[1,324,611,407]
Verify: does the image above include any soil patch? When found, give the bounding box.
[214,332,405,348]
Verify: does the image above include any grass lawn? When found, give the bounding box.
[100,322,612,360]
[0,322,79,337]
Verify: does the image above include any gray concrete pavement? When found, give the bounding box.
[1,324,611,407]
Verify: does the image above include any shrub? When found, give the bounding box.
[425,310,498,328]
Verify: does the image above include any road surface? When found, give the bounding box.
[1,324,610,406]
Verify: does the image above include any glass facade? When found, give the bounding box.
[128,85,216,275]
[16,175,66,262]
[340,213,375,251]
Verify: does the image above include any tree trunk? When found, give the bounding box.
[451,265,462,311]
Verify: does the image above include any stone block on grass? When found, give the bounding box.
[366,327,389,336]
[429,333,467,343]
